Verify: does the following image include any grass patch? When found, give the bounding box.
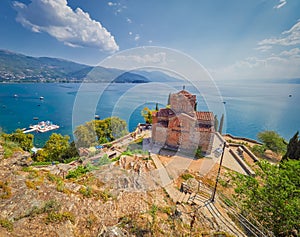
[45,211,75,224]
[181,173,194,181]
[78,184,111,201]
[31,161,59,166]
[56,179,66,192]
[1,140,22,159]
[97,154,111,166]
[79,186,92,198]
[63,156,79,164]
[22,167,40,179]
[97,189,112,202]
[25,179,38,190]
[223,198,234,207]
[110,155,121,162]
[16,199,61,221]
[159,206,173,216]
[86,214,97,229]
[0,218,13,232]
[0,181,12,199]
[66,165,89,179]
[46,173,65,192]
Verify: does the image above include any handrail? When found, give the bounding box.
[183,181,274,237]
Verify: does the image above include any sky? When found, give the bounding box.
[0,0,300,80]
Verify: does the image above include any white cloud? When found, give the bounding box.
[129,31,132,35]
[274,0,287,9]
[212,50,300,80]
[279,48,300,57]
[255,45,272,52]
[13,0,119,52]
[213,18,300,80]
[258,20,300,46]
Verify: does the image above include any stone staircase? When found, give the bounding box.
[164,184,211,206]
[164,183,248,237]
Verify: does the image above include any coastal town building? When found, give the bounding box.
[151,89,215,155]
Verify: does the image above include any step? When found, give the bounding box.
[192,198,203,206]
[182,193,190,203]
[187,193,196,204]
[177,192,186,203]
[165,186,177,203]
[173,191,180,203]
[194,194,208,203]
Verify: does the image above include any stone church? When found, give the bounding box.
[151,89,215,155]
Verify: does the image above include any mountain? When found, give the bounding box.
[0,49,182,83]
[134,70,182,82]
[0,49,88,82]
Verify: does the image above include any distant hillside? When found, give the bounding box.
[0,49,88,82]
[0,49,182,83]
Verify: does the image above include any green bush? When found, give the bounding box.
[250,144,265,157]
[98,154,111,166]
[257,131,287,154]
[16,199,60,221]
[42,200,61,213]
[0,181,12,199]
[195,146,203,159]
[0,218,13,232]
[181,173,194,181]
[110,155,121,162]
[31,161,58,166]
[63,156,79,164]
[45,211,75,224]
[66,165,89,179]
[79,186,92,197]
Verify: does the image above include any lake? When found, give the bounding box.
[0,81,299,147]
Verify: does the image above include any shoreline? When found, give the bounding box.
[223,133,262,146]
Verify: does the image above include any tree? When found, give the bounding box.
[155,103,159,111]
[74,121,98,148]
[2,129,33,151]
[232,159,300,236]
[194,146,203,159]
[141,107,153,124]
[282,131,300,162]
[74,117,128,147]
[61,141,79,161]
[214,115,219,131]
[218,114,224,134]
[105,117,128,140]
[257,130,287,154]
[38,133,70,162]
[167,93,171,106]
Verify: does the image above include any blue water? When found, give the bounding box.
[0,81,299,147]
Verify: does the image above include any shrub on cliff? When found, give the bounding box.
[257,130,286,155]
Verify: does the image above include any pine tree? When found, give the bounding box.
[214,115,219,131]
[155,103,159,111]
[282,131,300,161]
[218,114,224,134]
[167,93,171,105]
